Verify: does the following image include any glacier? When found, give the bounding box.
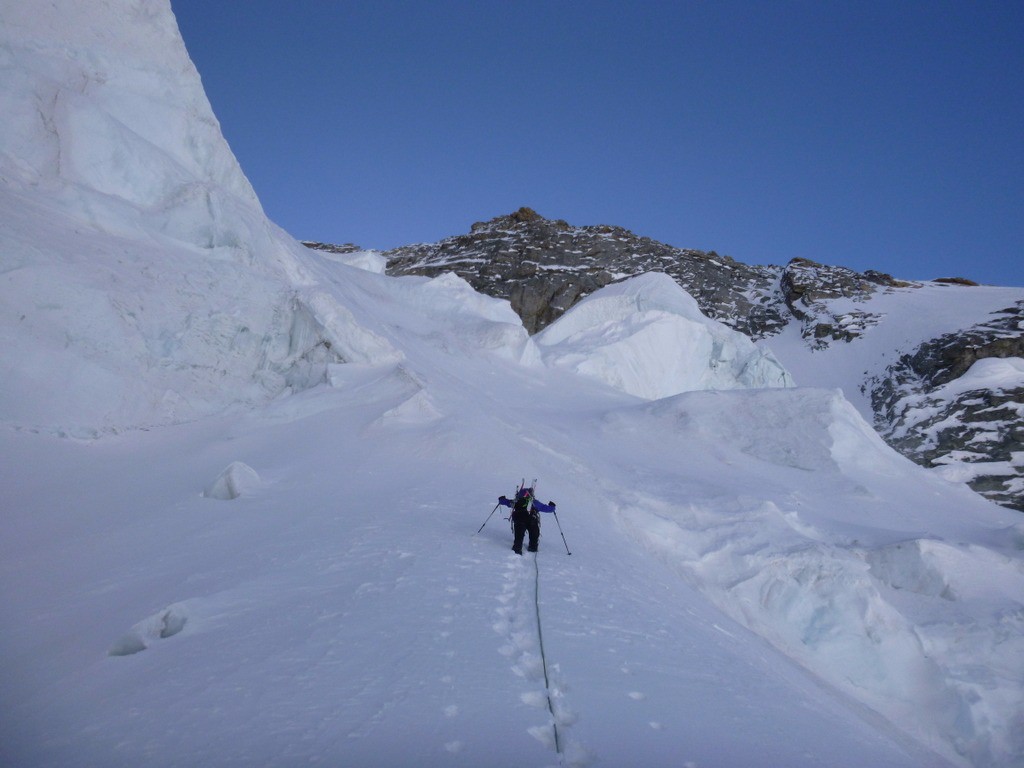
[0,2,1022,767]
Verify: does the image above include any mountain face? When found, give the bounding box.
[385,207,787,338]
[374,208,1024,512]
[383,207,909,342]
[869,303,1024,510]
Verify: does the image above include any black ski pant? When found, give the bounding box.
[512,511,540,554]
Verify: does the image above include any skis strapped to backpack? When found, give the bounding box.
[508,478,537,530]
[518,478,538,512]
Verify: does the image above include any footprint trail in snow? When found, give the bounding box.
[494,553,587,766]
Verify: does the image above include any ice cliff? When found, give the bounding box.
[0,0,397,435]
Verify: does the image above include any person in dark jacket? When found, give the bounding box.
[498,486,556,554]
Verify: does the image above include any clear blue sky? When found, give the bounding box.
[171,1,1023,286]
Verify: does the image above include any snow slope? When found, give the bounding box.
[1,2,1022,767]
[4,313,1022,766]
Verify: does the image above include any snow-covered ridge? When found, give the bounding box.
[852,296,1024,511]
[384,207,786,337]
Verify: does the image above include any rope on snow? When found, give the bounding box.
[532,551,563,759]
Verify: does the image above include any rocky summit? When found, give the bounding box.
[309,208,1024,512]
[383,207,908,346]
[384,207,786,337]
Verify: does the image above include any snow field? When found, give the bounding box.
[6,200,1019,764]
[2,364,961,767]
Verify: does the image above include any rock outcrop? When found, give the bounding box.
[869,301,1024,510]
[780,257,912,347]
[384,207,787,337]
[301,241,362,255]
[383,209,916,347]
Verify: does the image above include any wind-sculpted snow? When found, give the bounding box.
[535,272,794,399]
[203,461,261,500]
[305,245,389,275]
[602,388,1024,767]
[0,182,405,434]
[301,247,541,367]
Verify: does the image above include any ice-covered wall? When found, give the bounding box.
[0,0,396,435]
[0,0,263,245]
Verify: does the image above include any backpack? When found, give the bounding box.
[513,489,534,515]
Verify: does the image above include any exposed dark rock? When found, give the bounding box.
[780,257,896,347]
[302,241,362,254]
[386,210,908,347]
[385,209,787,336]
[869,301,1024,510]
[864,270,912,288]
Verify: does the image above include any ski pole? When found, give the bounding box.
[552,510,571,555]
[475,502,502,535]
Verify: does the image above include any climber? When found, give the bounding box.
[498,485,556,554]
